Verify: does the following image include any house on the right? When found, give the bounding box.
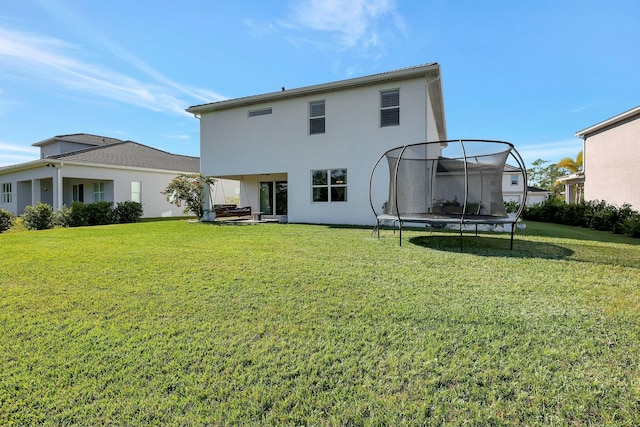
[573,105,640,210]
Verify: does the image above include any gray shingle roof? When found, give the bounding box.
[49,141,199,172]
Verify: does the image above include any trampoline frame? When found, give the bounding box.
[369,140,528,250]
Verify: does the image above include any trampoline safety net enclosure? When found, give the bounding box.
[369,140,527,249]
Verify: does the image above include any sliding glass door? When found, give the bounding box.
[259,181,287,215]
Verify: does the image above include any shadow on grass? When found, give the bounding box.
[409,234,574,260]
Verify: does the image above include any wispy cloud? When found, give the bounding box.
[518,139,583,167]
[0,25,224,116]
[0,141,39,167]
[279,0,404,52]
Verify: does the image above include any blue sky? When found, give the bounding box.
[1,0,638,167]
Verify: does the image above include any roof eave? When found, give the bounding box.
[187,63,441,115]
[575,105,640,138]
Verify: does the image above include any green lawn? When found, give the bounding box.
[1,220,639,426]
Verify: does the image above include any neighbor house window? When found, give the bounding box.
[311,169,347,202]
[380,89,399,127]
[131,181,141,202]
[309,100,325,134]
[1,183,12,204]
[511,175,519,185]
[72,184,84,202]
[93,182,105,202]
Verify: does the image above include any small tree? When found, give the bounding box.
[163,173,216,220]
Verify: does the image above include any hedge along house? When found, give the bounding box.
[0,133,206,218]
[187,63,447,225]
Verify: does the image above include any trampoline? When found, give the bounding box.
[369,140,527,249]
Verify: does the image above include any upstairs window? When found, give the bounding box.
[380,89,399,127]
[1,183,12,204]
[309,100,326,134]
[311,169,347,202]
[511,175,519,185]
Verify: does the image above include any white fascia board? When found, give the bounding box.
[51,160,196,175]
[187,63,441,115]
[575,105,640,138]
[0,159,48,174]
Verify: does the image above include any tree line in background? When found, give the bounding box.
[527,151,583,197]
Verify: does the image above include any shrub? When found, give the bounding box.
[85,201,117,225]
[525,198,640,237]
[114,201,143,223]
[524,197,564,223]
[69,201,117,227]
[69,202,89,227]
[22,203,54,230]
[623,213,640,238]
[0,208,15,233]
[504,200,520,214]
[53,205,73,228]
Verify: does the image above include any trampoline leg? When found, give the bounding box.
[459,226,463,252]
[399,222,403,246]
[510,225,515,250]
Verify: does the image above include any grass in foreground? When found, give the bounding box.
[1,221,639,426]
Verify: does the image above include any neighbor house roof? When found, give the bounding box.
[575,105,640,138]
[527,186,551,193]
[32,133,123,147]
[186,63,446,140]
[48,141,199,172]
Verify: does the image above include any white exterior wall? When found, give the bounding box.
[584,115,640,210]
[0,163,191,218]
[200,78,440,225]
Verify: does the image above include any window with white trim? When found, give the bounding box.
[131,181,141,202]
[93,182,105,202]
[380,89,399,127]
[1,183,12,204]
[309,100,325,134]
[311,169,347,202]
[511,175,519,185]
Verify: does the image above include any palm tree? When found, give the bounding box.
[557,150,583,174]
[557,151,584,203]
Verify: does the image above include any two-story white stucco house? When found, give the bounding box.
[0,133,211,218]
[187,63,447,225]
[571,106,640,210]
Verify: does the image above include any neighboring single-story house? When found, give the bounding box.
[573,105,640,210]
[187,63,448,225]
[502,164,551,206]
[0,133,234,218]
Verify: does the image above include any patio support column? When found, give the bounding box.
[53,165,63,210]
[565,183,575,204]
[31,179,39,205]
